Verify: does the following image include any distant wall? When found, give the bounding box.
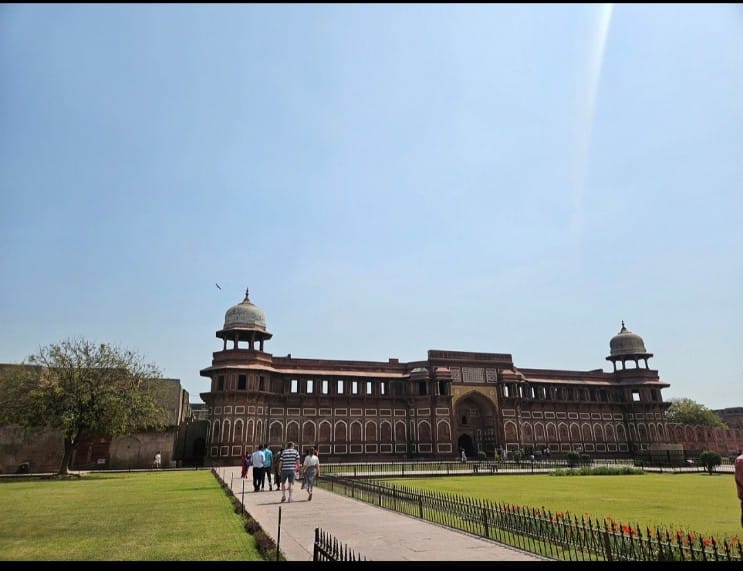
[0,425,64,474]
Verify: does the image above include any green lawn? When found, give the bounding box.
[384,472,742,541]
[0,470,263,561]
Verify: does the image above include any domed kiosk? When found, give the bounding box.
[606,321,653,371]
[217,288,272,351]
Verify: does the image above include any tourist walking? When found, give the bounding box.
[263,444,273,490]
[279,441,300,503]
[301,448,320,501]
[273,447,283,490]
[153,450,162,469]
[251,445,266,492]
[240,453,250,479]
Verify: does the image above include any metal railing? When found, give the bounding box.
[319,458,641,478]
[316,475,742,561]
[313,527,369,561]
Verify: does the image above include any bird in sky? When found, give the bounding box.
[215,283,221,290]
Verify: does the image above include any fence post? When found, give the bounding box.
[277,506,282,561]
[601,529,613,562]
[313,527,319,562]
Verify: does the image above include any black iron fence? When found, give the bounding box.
[316,476,742,561]
[313,527,369,561]
[318,456,734,478]
[319,458,638,478]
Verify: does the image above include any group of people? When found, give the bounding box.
[240,442,320,503]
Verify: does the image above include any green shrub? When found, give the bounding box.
[550,466,644,476]
[699,450,722,474]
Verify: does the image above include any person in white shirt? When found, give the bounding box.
[301,448,320,501]
[251,445,266,492]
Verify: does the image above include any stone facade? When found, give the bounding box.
[199,292,743,465]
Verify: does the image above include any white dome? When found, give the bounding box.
[223,289,267,331]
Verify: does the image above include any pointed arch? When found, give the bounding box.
[269,420,283,444]
[638,424,648,442]
[521,423,533,443]
[534,422,545,442]
[286,420,300,444]
[593,423,604,442]
[246,419,255,443]
[546,422,557,442]
[570,423,581,442]
[605,423,616,442]
[351,420,363,442]
[233,419,244,442]
[417,420,431,443]
[319,420,332,444]
[335,420,348,443]
[302,421,316,445]
[581,423,593,442]
[436,419,449,443]
[504,420,517,441]
[379,420,392,443]
[366,420,378,443]
[616,423,626,442]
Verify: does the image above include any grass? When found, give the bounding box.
[383,472,742,541]
[0,470,263,561]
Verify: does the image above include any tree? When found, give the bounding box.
[665,398,726,427]
[699,450,722,474]
[0,338,168,475]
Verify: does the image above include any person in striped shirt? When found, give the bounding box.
[279,441,301,503]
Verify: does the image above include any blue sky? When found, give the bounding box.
[1,4,740,410]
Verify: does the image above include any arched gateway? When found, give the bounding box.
[454,390,499,458]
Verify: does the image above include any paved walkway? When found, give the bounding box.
[215,466,548,562]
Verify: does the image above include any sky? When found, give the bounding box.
[1,4,741,410]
